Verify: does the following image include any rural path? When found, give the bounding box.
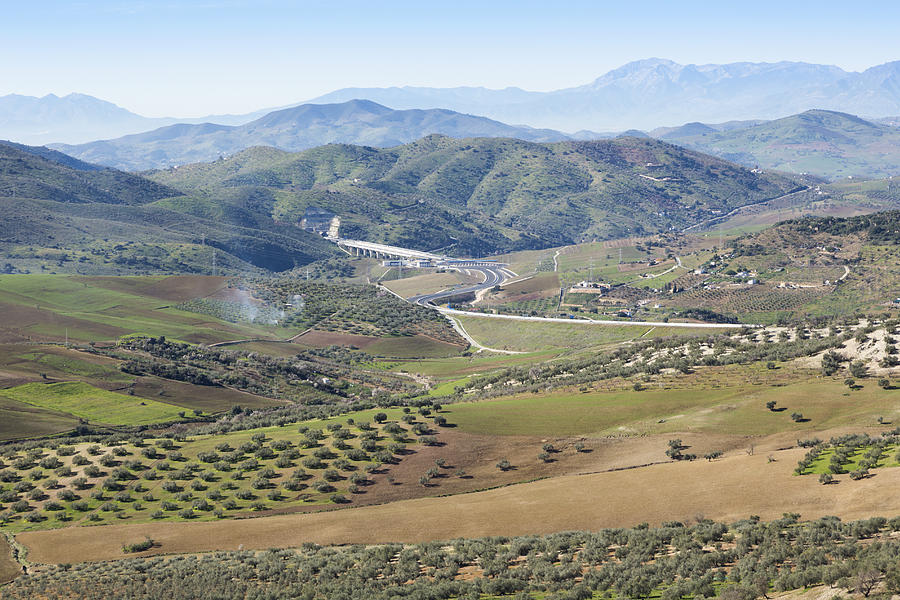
[839,265,850,281]
[636,255,683,281]
[680,186,810,233]
[446,315,525,354]
[438,307,749,329]
[552,249,561,272]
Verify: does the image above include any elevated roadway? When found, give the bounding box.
[332,238,441,260]
[408,265,508,306]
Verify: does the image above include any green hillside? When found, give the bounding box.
[149,135,801,255]
[0,141,175,204]
[660,110,900,180]
[0,143,337,274]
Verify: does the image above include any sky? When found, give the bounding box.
[2,0,898,117]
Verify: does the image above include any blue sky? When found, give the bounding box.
[2,0,898,117]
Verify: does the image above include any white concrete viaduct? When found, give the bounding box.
[332,238,443,260]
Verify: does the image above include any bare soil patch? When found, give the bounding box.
[292,330,382,349]
[0,303,127,343]
[127,276,228,302]
[0,535,20,586]
[131,376,286,413]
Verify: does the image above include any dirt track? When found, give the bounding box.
[19,445,900,564]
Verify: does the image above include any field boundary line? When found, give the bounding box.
[440,308,751,329]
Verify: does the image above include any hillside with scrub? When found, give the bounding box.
[147,135,801,255]
[659,110,900,180]
[0,142,338,275]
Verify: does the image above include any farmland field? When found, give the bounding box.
[0,381,188,425]
[0,396,80,441]
[454,315,721,352]
[0,275,290,345]
[382,270,475,298]
[4,224,900,594]
[19,443,900,564]
[292,329,465,358]
[0,408,443,535]
[446,376,899,437]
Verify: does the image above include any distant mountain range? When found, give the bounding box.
[309,58,900,131]
[0,93,275,145]
[4,58,899,147]
[49,100,569,170]
[49,100,900,180]
[652,110,900,180]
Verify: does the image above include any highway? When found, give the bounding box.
[408,265,508,306]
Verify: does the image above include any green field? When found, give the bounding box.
[363,335,464,358]
[799,444,900,476]
[446,387,743,436]
[0,382,187,426]
[445,376,900,438]
[0,274,290,345]
[387,350,559,380]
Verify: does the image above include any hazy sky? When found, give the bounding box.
[2,0,898,117]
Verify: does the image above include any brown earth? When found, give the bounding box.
[485,273,560,304]
[130,376,286,413]
[22,442,900,565]
[0,344,120,388]
[0,397,80,441]
[0,303,127,343]
[291,330,382,349]
[0,535,19,586]
[78,275,229,303]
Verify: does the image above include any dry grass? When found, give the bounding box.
[485,272,560,303]
[20,441,900,564]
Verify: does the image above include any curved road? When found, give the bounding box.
[408,266,507,307]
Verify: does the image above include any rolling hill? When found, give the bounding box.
[147,135,801,255]
[0,142,337,274]
[656,110,900,180]
[51,100,569,171]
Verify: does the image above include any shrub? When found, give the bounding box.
[122,537,154,553]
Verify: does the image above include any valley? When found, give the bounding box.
[4,21,900,598]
